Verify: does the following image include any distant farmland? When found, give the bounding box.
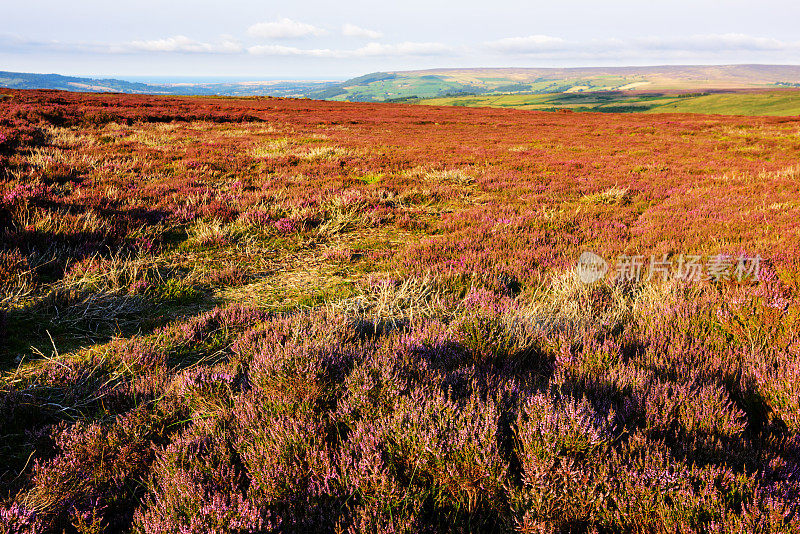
[418,88,800,116]
[6,65,800,115]
[316,65,800,108]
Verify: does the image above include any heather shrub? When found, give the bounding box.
[134,419,266,534]
[234,403,339,530]
[334,365,511,531]
[173,365,239,417]
[516,393,612,466]
[747,346,800,432]
[510,393,613,529]
[382,387,509,522]
[111,334,170,372]
[20,406,178,533]
[456,309,520,365]
[455,287,550,375]
[0,502,41,533]
[336,420,426,532]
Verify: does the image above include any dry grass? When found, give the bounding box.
[300,145,354,161]
[514,270,685,337]
[124,130,182,148]
[11,206,112,236]
[0,262,36,311]
[60,253,163,294]
[44,126,98,148]
[332,274,452,328]
[249,138,290,158]
[416,167,476,186]
[580,186,631,205]
[187,219,229,247]
[27,147,97,173]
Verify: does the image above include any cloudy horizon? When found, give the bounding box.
[2,0,800,80]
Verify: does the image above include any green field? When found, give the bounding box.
[5,67,800,115]
[417,89,800,116]
[309,66,800,108]
[310,71,661,103]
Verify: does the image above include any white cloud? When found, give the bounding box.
[247,44,338,57]
[484,33,800,58]
[352,41,453,56]
[633,33,793,52]
[486,35,570,52]
[247,41,452,58]
[246,18,326,39]
[342,23,383,39]
[5,28,800,66]
[122,35,242,54]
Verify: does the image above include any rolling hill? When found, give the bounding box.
[0,71,333,97]
[3,65,800,115]
[317,64,800,103]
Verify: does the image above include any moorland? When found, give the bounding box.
[1,89,799,532]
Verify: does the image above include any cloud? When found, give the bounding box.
[486,35,570,53]
[247,44,337,58]
[484,33,800,59]
[342,23,383,39]
[352,41,453,57]
[633,33,793,52]
[247,41,453,58]
[246,18,326,39]
[4,29,800,65]
[122,35,242,54]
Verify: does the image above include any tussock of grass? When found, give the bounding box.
[580,186,631,205]
[332,273,453,329]
[249,137,289,158]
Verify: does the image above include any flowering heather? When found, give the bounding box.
[0,89,799,532]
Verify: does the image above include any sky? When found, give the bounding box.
[2,0,800,80]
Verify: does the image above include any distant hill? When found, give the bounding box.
[0,71,334,98]
[3,65,800,115]
[318,64,800,103]
[401,64,800,89]
[0,71,164,94]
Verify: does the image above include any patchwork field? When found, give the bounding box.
[317,65,800,105]
[419,89,800,116]
[1,90,800,532]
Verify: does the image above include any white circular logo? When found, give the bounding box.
[576,251,608,284]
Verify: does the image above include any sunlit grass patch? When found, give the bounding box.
[123,131,182,148]
[248,137,290,158]
[298,145,354,161]
[147,278,204,305]
[355,172,383,184]
[508,145,530,152]
[580,186,631,205]
[26,147,97,182]
[11,206,113,236]
[187,219,230,248]
[332,273,453,328]
[44,126,98,149]
[415,167,476,186]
